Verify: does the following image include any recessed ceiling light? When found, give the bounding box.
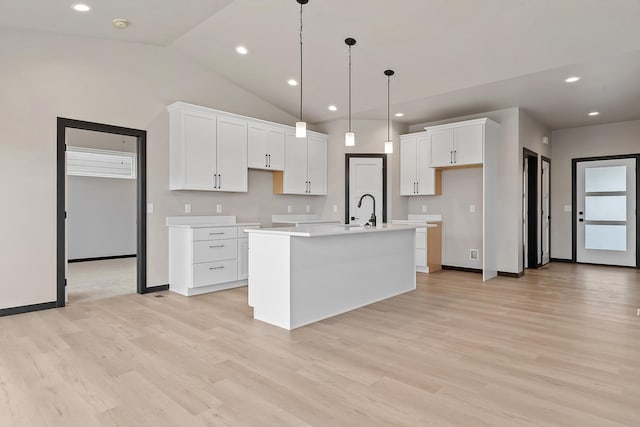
[394,113,404,117]
[565,76,581,83]
[588,111,600,116]
[235,46,248,55]
[287,79,298,86]
[71,3,91,12]
[328,105,337,111]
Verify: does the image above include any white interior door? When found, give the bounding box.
[349,157,383,225]
[576,158,636,266]
[541,159,550,265]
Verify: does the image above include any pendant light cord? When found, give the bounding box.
[348,44,352,132]
[387,74,390,141]
[299,2,303,122]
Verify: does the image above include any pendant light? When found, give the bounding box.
[344,37,356,147]
[383,69,395,153]
[295,0,308,138]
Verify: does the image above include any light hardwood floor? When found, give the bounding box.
[0,263,638,426]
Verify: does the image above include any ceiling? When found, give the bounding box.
[3,0,640,129]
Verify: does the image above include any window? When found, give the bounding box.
[66,146,136,179]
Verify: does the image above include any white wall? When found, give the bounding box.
[407,108,523,273]
[67,176,136,259]
[0,28,323,309]
[550,120,640,259]
[315,120,408,222]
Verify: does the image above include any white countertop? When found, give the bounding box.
[245,223,420,237]
[391,214,442,224]
[271,214,339,225]
[166,216,259,229]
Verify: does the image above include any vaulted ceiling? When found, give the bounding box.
[2,0,640,129]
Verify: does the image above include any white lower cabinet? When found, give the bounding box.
[168,223,259,296]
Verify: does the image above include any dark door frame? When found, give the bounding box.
[57,118,158,308]
[571,153,640,268]
[540,156,551,266]
[345,154,388,224]
[523,148,538,270]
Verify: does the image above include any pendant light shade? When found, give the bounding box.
[383,69,395,153]
[345,37,356,147]
[295,0,308,138]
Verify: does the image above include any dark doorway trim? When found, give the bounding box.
[523,148,538,270]
[540,156,551,267]
[57,118,148,309]
[345,154,388,224]
[571,153,640,267]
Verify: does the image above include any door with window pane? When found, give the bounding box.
[576,158,636,266]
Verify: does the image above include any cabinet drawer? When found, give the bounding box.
[238,225,259,238]
[415,229,426,249]
[193,227,237,241]
[192,260,238,288]
[193,239,237,263]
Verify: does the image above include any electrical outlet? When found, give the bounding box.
[287,205,292,213]
[147,203,154,214]
[637,308,640,316]
[184,204,191,214]
[422,205,427,213]
[216,204,222,214]
[469,204,476,213]
[305,205,311,213]
[333,205,338,213]
[470,249,479,260]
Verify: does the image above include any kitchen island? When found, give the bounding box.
[245,224,418,330]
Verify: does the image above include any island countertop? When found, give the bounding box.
[244,223,420,237]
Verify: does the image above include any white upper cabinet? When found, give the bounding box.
[306,134,327,195]
[428,118,494,168]
[400,132,440,196]
[275,131,328,195]
[168,102,248,192]
[216,116,248,192]
[248,122,285,171]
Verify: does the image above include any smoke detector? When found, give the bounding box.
[112,18,130,29]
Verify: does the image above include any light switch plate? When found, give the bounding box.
[147,203,154,214]
[564,205,572,212]
[287,205,292,213]
[469,204,476,213]
[305,205,311,213]
[333,205,338,213]
[216,204,222,214]
[422,205,427,213]
[184,204,191,214]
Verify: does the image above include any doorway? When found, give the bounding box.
[573,155,638,267]
[523,148,538,269]
[56,118,153,308]
[541,157,551,266]
[345,154,387,225]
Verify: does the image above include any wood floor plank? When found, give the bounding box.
[0,262,638,426]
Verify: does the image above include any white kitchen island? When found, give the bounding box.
[245,224,418,330]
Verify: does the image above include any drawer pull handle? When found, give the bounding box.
[209,232,225,235]
[209,266,225,270]
[209,245,224,248]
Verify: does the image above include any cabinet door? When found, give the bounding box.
[266,127,285,171]
[416,134,437,195]
[429,129,454,168]
[306,134,327,195]
[181,110,217,190]
[237,238,249,280]
[400,136,417,195]
[216,116,248,192]
[283,132,308,194]
[454,123,483,165]
[247,123,268,169]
